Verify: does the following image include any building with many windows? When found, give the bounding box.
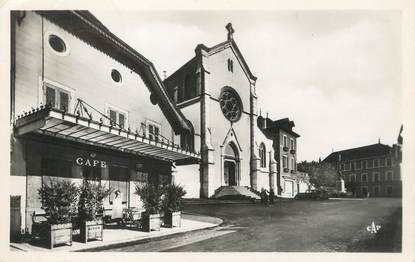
[257,117,301,198]
[10,11,200,236]
[322,130,402,197]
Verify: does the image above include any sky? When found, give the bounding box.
[94,10,402,162]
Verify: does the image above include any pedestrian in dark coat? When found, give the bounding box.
[264,189,269,206]
[260,188,265,204]
[269,188,275,205]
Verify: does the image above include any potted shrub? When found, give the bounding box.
[77,179,112,243]
[162,184,186,228]
[135,183,163,232]
[38,179,79,249]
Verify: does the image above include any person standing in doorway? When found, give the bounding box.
[112,190,124,225]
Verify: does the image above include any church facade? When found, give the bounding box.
[164,24,301,198]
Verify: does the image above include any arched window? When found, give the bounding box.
[259,143,266,168]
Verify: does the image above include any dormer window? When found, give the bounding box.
[227,58,234,72]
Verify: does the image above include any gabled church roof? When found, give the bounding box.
[196,38,257,81]
[165,23,257,83]
[36,10,192,134]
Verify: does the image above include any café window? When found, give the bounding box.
[82,165,102,180]
[131,170,149,184]
[44,82,72,112]
[159,174,171,186]
[41,157,72,178]
[109,165,129,203]
[107,106,128,129]
[146,120,161,142]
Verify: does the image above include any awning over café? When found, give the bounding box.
[14,106,200,164]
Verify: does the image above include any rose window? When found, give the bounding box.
[219,89,242,122]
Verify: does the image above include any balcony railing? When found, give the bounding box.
[290,149,296,154]
[283,146,289,152]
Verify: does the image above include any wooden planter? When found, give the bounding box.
[164,211,181,228]
[141,213,161,232]
[80,219,103,243]
[48,223,72,249]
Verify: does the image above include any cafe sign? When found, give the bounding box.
[75,152,107,168]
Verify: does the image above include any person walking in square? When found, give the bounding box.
[269,188,275,205]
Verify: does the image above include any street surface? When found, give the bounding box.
[102,198,401,252]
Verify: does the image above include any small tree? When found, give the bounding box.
[162,184,187,212]
[78,179,112,221]
[38,179,79,224]
[135,183,163,215]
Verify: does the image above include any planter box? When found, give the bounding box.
[48,223,72,249]
[141,213,161,232]
[164,211,181,228]
[80,220,103,243]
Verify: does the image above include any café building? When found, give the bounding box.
[10,11,200,235]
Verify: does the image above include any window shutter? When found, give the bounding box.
[118,113,125,129]
[60,91,69,112]
[46,86,56,108]
[109,110,117,125]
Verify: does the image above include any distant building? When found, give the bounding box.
[322,128,402,197]
[258,117,301,198]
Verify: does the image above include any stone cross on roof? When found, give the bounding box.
[226,23,234,40]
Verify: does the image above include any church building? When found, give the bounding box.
[164,24,301,199]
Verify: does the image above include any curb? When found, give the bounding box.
[10,216,224,252]
[77,218,223,252]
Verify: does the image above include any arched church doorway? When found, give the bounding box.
[224,142,239,186]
